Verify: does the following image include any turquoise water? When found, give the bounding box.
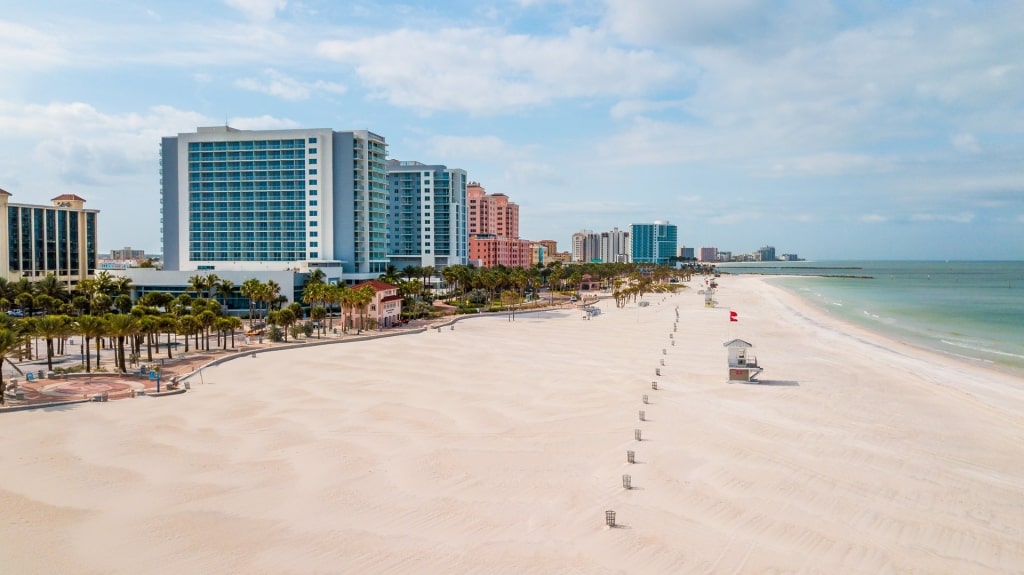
[720,261,1024,374]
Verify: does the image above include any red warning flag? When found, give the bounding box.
[729,311,738,322]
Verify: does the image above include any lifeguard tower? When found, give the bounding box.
[704,286,717,307]
[723,339,763,382]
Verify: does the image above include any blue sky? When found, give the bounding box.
[1,0,1022,260]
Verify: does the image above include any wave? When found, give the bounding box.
[940,339,1024,360]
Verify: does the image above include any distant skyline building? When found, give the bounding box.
[758,245,777,262]
[467,183,518,239]
[386,159,468,271]
[160,125,389,281]
[572,228,629,263]
[699,247,718,262]
[466,182,527,268]
[109,246,146,260]
[0,191,99,285]
[630,221,677,265]
[678,246,695,260]
[600,228,630,263]
[469,234,531,268]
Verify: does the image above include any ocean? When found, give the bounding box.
[718,261,1024,375]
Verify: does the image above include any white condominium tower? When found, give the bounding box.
[386,160,468,271]
[160,126,389,280]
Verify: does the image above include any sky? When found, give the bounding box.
[1,0,1022,260]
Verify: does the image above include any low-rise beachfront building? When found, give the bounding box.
[0,190,99,285]
[469,234,531,268]
[351,279,402,328]
[113,268,304,315]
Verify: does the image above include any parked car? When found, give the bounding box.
[6,309,24,317]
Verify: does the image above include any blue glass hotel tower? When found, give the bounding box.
[630,221,678,265]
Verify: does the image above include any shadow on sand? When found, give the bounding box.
[748,379,800,387]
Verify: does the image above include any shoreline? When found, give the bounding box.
[760,273,1024,379]
[2,277,1023,573]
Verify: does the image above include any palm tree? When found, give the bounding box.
[197,310,218,351]
[420,266,436,293]
[203,273,221,300]
[226,316,243,348]
[214,317,233,350]
[178,315,200,353]
[355,285,376,331]
[379,264,401,285]
[0,327,29,405]
[136,315,158,362]
[32,315,70,371]
[215,279,235,310]
[74,315,106,372]
[240,278,262,328]
[186,274,208,298]
[35,273,67,302]
[157,315,177,359]
[307,268,327,286]
[105,314,138,373]
[265,280,282,312]
[277,308,296,342]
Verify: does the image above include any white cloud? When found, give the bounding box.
[0,100,297,187]
[610,99,687,120]
[860,214,888,223]
[223,0,287,21]
[235,69,346,101]
[426,135,520,161]
[317,27,678,114]
[227,115,300,130]
[0,20,69,69]
[951,132,981,154]
[909,212,976,224]
[505,161,565,186]
[764,153,896,178]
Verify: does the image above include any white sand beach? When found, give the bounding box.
[2,276,1023,574]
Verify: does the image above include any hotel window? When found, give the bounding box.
[308,158,317,165]
[308,137,317,143]
[309,179,317,185]
[309,221,317,227]
[310,231,318,237]
[309,200,318,206]
[310,252,318,258]
[309,190,317,196]
[309,168,317,175]
[308,148,317,154]
[309,211,318,216]
[310,242,318,247]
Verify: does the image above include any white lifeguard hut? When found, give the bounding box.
[723,339,763,382]
[704,286,716,308]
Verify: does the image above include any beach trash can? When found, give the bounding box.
[37,370,44,380]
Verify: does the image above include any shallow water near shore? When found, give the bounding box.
[740,261,1024,374]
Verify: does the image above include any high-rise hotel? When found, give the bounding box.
[630,221,677,265]
[0,190,99,284]
[160,126,389,281]
[386,160,468,271]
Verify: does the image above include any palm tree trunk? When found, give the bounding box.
[166,332,173,359]
[117,337,127,373]
[85,336,92,372]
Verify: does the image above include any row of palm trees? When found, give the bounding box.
[0,292,251,405]
[300,271,378,334]
[376,261,693,313]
